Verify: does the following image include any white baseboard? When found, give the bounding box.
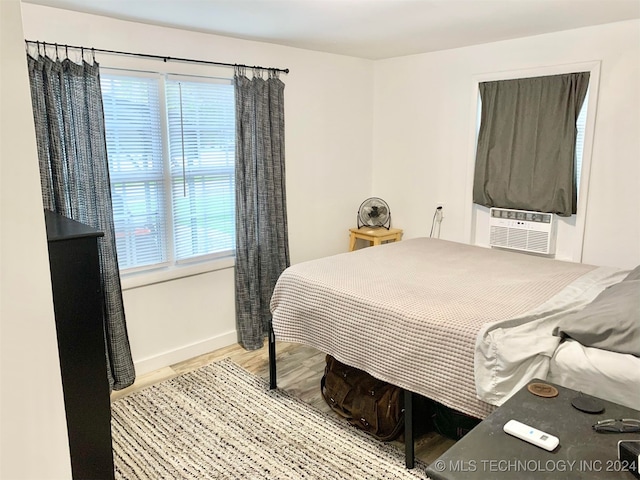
[133,330,238,376]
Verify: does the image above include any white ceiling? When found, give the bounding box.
[22,0,640,59]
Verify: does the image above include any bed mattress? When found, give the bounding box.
[270,238,623,418]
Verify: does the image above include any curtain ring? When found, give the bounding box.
[92,48,96,64]
[55,43,60,61]
[80,46,84,62]
[65,45,69,59]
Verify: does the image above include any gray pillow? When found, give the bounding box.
[553,278,640,357]
[623,265,640,281]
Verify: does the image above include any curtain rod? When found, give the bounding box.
[24,39,290,74]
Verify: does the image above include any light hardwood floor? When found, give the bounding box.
[111,340,456,464]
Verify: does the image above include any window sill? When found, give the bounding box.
[120,256,235,291]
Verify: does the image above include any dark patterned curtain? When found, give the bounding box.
[234,68,290,350]
[27,52,135,390]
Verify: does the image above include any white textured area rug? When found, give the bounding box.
[111,359,431,479]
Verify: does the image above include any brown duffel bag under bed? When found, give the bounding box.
[321,354,404,441]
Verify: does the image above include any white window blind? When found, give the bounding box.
[165,78,236,262]
[575,90,589,198]
[102,74,167,270]
[101,72,235,273]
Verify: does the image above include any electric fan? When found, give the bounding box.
[357,197,391,229]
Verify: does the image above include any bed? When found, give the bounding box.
[548,340,640,410]
[268,237,637,464]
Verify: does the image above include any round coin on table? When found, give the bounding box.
[527,383,559,398]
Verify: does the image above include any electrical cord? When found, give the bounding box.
[429,210,437,237]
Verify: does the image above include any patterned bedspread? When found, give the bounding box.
[270,238,608,418]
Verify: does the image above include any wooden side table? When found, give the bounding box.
[349,227,403,251]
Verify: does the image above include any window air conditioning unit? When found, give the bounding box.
[489,208,557,255]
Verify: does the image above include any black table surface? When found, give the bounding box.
[426,379,640,479]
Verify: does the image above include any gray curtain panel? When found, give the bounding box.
[234,69,290,350]
[473,72,590,216]
[27,54,135,391]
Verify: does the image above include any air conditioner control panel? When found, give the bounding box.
[490,208,552,224]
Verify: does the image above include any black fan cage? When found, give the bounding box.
[357,197,391,229]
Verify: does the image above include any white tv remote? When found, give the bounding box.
[503,419,559,451]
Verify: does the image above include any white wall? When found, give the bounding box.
[0,1,71,477]
[21,3,374,374]
[18,5,639,383]
[373,20,640,269]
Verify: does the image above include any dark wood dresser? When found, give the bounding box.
[45,210,115,480]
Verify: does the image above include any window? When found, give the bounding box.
[477,88,589,201]
[473,72,590,216]
[101,72,235,273]
[575,90,589,199]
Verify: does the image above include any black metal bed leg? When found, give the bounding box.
[404,389,415,469]
[268,322,277,390]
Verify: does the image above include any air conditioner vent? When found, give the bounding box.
[489,208,556,255]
